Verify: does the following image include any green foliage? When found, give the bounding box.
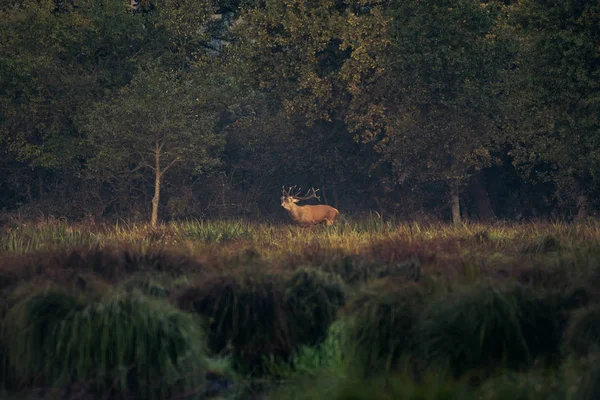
[375,0,516,199]
[264,321,348,380]
[508,0,600,211]
[1,288,207,398]
[416,283,562,377]
[345,281,425,375]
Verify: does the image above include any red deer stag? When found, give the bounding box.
[281,186,339,226]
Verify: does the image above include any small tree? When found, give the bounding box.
[79,67,223,225]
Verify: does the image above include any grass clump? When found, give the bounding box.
[1,288,207,398]
[344,281,425,375]
[176,269,345,373]
[284,268,345,346]
[417,282,562,377]
[176,272,294,373]
[264,320,349,380]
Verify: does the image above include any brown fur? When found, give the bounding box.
[281,198,339,226]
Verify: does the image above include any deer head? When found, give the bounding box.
[281,186,320,210]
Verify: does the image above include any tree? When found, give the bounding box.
[507,0,600,219]
[371,0,515,223]
[78,67,223,225]
[0,0,160,214]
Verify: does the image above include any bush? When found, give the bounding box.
[345,280,425,375]
[416,283,563,377]
[176,269,345,373]
[564,305,600,356]
[1,288,207,398]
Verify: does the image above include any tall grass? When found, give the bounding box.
[344,280,425,375]
[416,283,562,377]
[1,222,98,253]
[1,287,207,398]
[172,219,256,243]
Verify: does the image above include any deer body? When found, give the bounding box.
[281,186,339,226]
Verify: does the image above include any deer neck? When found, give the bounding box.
[286,203,305,221]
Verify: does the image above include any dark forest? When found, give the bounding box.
[2,0,598,224]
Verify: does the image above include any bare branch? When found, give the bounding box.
[160,156,183,177]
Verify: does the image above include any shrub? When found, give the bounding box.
[564,305,600,356]
[416,283,563,377]
[345,280,425,374]
[1,288,207,398]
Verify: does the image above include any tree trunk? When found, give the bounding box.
[450,183,461,225]
[151,138,161,227]
[576,194,588,221]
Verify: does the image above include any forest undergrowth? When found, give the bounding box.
[1,214,600,399]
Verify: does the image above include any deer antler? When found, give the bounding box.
[282,185,298,197]
[292,187,320,201]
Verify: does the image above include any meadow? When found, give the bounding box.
[1,215,600,399]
